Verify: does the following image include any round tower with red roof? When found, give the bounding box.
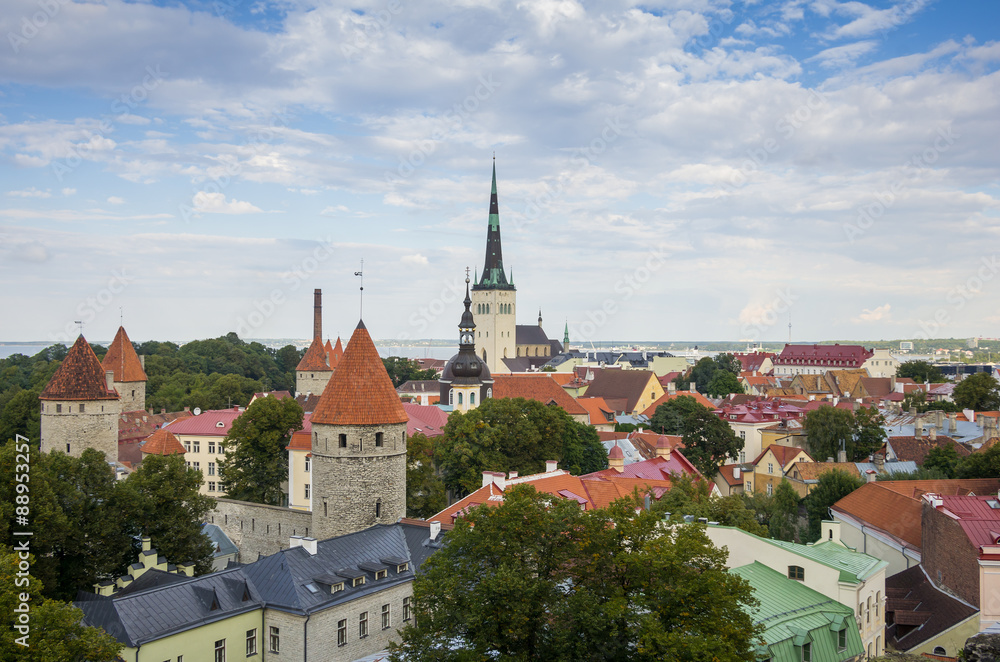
[309,320,409,540]
[39,335,121,462]
[102,325,148,413]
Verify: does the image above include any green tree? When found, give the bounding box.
[768,480,800,542]
[654,473,768,536]
[956,443,1000,479]
[0,387,41,445]
[803,470,863,540]
[897,360,946,384]
[680,408,743,479]
[714,352,743,377]
[953,373,1000,411]
[923,444,960,478]
[119,454,216,575]
[0,549,122,662]
[853,406,887,460]
[406,433,447,519]
[805,406,855,462]
[875,467,949,481]
[649,395,707,435]
[391,486,762,662]
[382,356,438,388]
[218,396,303,505]
[706,370,744,398]
[437,398,605,496]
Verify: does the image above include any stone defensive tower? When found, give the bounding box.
[101,325,147,413]
[471,160,516,374]
[309,320,408,540]
[296,288,335,395]
[39,335,121,462]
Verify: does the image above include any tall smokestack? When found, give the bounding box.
[313,289,322,340]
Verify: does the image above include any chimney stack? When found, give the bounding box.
[837,449,847,463]
[301,537,318,555]
[545,460,558,473]
[105,370,115,391]
[429,521,441,541]
[313,289,322,340]
[949,413,958,433]
[915,417,923,439]
[655,437,672,461]
[139,355,145,369]
[689,381,696,392]
[929,426,937,441]
[936,410,945,428]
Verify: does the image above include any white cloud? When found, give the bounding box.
[853,304,892,323]
[401,254,430,267]
[7,187,51,198]
[809,40,878,68]
[191,192,264,215]
[107,196,125,205]
[61,188,76,196]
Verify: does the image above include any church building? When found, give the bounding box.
[471,161,562,374]
[439,272,493,411]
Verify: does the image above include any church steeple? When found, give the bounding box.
[564,320,570,349]
[474,159,514,291]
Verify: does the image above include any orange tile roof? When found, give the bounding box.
[753,444,812,469]
[40,335,119,401]
[546,372,575,386]
[140,429,185,456]
[310,321,408,426]
[286,413,313,451]
[576,396,616,425]
[101,326,147,383]
[296,336,331,372]
[640,390,715,418]
[492,374,588,416]
[331,337,345,365]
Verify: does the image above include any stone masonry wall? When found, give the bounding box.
[922,501,981,607]
[296,370,332,397]
[311,422,406,541]
[208,498,312,562]
[114,380,145,413]
[264,580,412,662]
[40,399,120,462]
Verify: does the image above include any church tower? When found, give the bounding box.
[39,335,121,462]
[471,160,516,373]
[440,272,493,411]
[309,320,408,540]
[102,326,147,413]
[296,289,334,395]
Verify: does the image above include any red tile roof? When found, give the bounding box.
[640,390,716,418]
[117,409,193,444]
[628,431,684,459]
[717,463,745,487]
[774,343,873,368]
[576,396,616,426]
[101,326,147,383]
[164,408,243,436]
[491,374,588,416]
[402,403,450,437]
[733,352,775,372]
[40,335,119,401]
[141,429,186,456]
[286,413,313,451]
[888,435,970,465]
[585,451,701,482]
[311,321,408,426]
[331,337,345,365]
[296,336,331,372]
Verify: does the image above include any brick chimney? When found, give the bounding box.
[949,413,958,433]
[105,370,115,391]
[313,288,322,340]
[915,417,923,439]
[545,460,558,473]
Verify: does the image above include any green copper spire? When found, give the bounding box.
[564,320,570,348]
[474,159,514,291]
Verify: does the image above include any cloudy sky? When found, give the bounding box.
[1,0,998,345]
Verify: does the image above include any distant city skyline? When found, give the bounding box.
[1,0,998,344]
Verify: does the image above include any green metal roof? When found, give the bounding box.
[709,524,888,584]
[732,562,864,662]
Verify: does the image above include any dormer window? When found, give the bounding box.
[788,565,805,581]
[331,582,344,594]
[352,576,365,587]
[396,562,409,573]
[375,569,387,580]
[216,421,225,428]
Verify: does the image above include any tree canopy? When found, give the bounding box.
[803,470,863,540]
[218,395,303,505]
[382,356,439,388]
[897,360,946,384]
[648,396,742,478]
[953,373,1000,411]
[649,395,706,435]
[406,433,447,519]
[675,353,742,394]
[391,485,763,662]
[653,473,768,537]
[436,397,607,496]
[955,443,1000,479]
[805,405,886,463]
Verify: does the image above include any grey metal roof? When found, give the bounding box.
[202,523,238,558]
[515,324,550,345]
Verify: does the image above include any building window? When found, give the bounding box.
[332,582,344,593]
[79,403,85,413]
[339,433,347,448]
[193,462,200,472]
[746,481,752,491]
[740,430,746,440]
[56,404,62,413]
[470,391,476,404]
[875,591,880,619]
[208,441,216,454]
[214,639,225,662]
[788,565,804,581]
[337,619,347,646]
[305,456,310,472]
[767,462,774,474]
[766,483,773,496]
[382,603,391,629]
[801,642,811,662]
[375,499,382,518]
[184,441,191,452]
[305,484,310,499]
[866,596,871,623]
[353,576,365,587]
[246,629,257,656]
[269,626,279,653]
[359,611,369,638]
[375,432,383,447]
[66,443,71,453]
[193,441,200,453]
[397,562,409,573]
[838,628,846,651]
[487,388,492,398]
[375,569,387,580]
[448,389,454,405]
[457,392,463,405]
[403,596,412,621]
[208,481,216,492]
[208,462,215,476]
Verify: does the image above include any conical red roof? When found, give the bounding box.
[296,336,331,371]
[141,429,185,455]
[102,326,147,382]
[332,337,345,364]
[311,321,408,426]
[40,336,119,401]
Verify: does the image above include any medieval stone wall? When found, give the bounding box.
[114,380,146,413]
[296,370,332,397]
[208,498,313,562]
[40,399,120,462]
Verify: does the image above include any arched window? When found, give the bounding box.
[457,392,463,405]
[933,647,946,656]
[482,350,487,363]
[470,392,476,405]
[486,388,492,398]
[449,389,454,405]
[787,566,804,581]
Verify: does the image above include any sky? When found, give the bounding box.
[1,0,998,346]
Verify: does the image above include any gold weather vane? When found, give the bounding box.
[354,259,364,319]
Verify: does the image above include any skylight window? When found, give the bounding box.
[305,583,319,594]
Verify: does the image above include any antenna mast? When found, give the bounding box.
[354,259,364,319]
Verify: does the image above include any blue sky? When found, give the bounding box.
[1,0,998,345]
